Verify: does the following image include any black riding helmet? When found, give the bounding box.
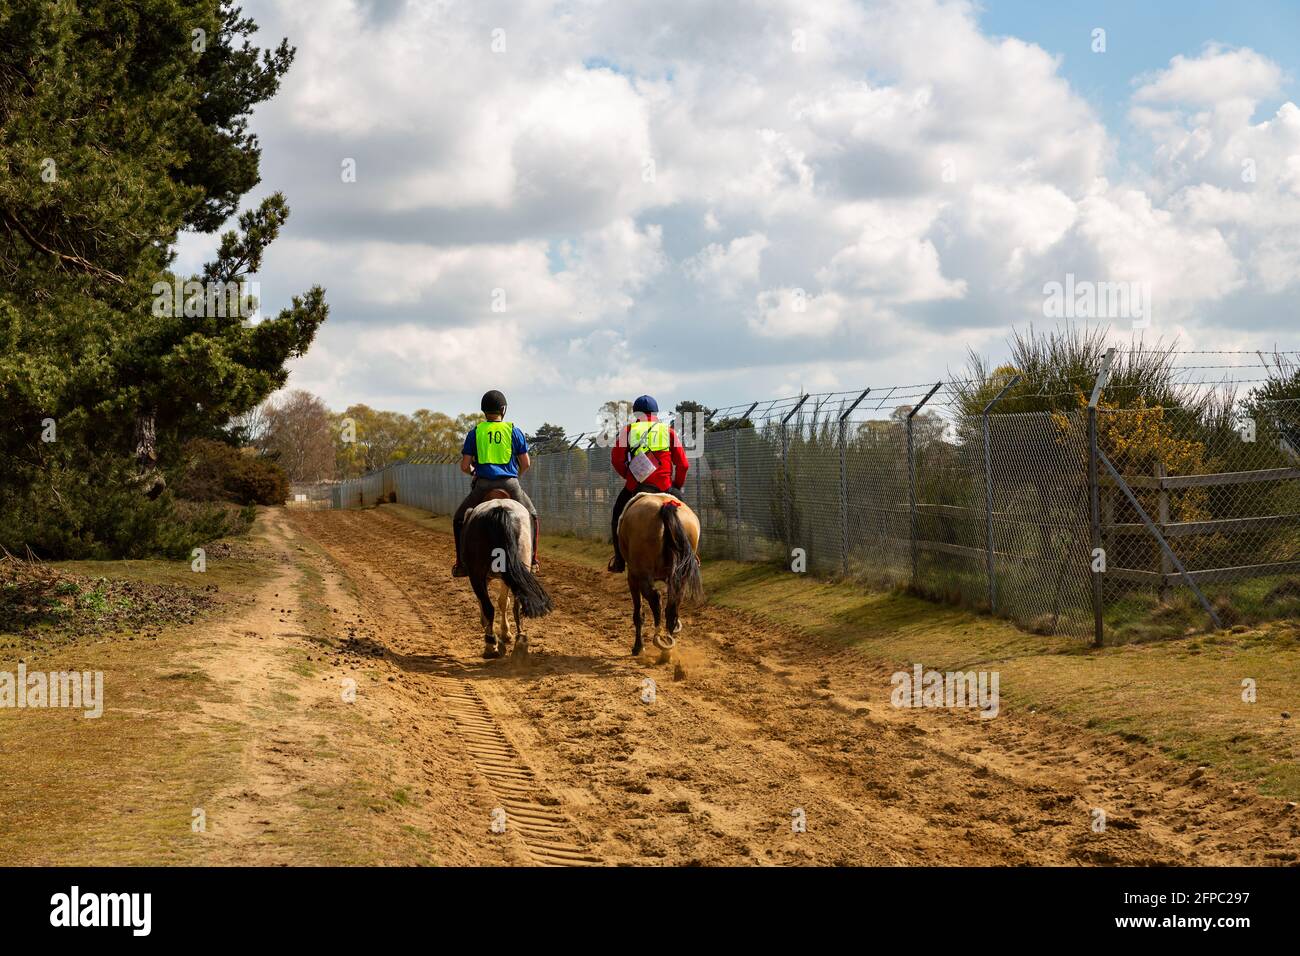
[481,389,507,414]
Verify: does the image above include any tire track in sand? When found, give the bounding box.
[295,511,602,866]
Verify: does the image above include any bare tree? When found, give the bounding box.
[261,390,336,482]
[230,402,271,447]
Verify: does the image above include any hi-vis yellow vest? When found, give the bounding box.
[475,421,514,465]
[628,421,670,457]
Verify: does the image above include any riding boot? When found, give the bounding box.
[607,539,625,573]
[451,520,467,577]
[530,516,540,573]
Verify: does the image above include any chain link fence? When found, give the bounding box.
[1097,398,1300,635]
[309,391,1300,643]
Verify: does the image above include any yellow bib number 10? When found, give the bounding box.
[475,421,514,465]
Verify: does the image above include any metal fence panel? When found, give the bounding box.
[1097,399,1300,619]
[987,410,1093,637]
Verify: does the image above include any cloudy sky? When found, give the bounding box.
[175,0,1300,433]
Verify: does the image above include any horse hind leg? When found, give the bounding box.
[643,582,661,646]
[471,575,499,658]
[666,597,682,635]
[512,592,527,656]
[494,579,512,647]
[630,577,644,657]
[497,579,528,657]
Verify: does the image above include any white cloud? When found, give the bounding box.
[214,0,1300,427]
[819,215,966,303]
[684,232,769,298]
[750,288,850,338]
[1124,46,1300,301]
[1133,44,1283,107]
[1074,188,1244,319]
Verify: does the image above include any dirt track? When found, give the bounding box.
[283,506,1298,866]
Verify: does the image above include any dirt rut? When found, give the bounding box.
[287,507,1299,866]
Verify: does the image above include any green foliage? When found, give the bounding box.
[674,399,714,420]
[952,325,1199,417]
[709,416,754,431]
[1248,353,1300,406]
[0,459,249,560]
[178,3,295,232]
[333,406,482,477]
[175,438,287,506]
[528,422,568,454]
[0,0,326,557]
[225,455,288,506]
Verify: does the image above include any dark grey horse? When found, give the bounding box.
[460,493,553,658]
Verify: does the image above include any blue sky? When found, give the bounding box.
[978,0,1300,129]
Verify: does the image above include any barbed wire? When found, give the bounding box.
[523,349,1300,452]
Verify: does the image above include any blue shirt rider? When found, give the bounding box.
[451,389,540,576]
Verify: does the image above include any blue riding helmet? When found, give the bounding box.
[632,395,659,414]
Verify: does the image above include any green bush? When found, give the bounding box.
[227,454,289,506]
[176,439,288,506]
[0,460,254,560]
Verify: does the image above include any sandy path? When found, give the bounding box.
[285,507,1299,866]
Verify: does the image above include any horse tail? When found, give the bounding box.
[660,504,704,606]
[490,507,553,618]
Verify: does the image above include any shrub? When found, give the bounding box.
[176,439,288,506]
[227,455,289,506]
[0,459,255,560]
[1249,354,1300,405]
[953,326,1201,417]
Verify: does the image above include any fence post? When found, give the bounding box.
[780,394,810,550]
[982,375,1021,614]
[1156,460,1171,603]
[839,418,849,575]
[732,429,743,559]
[908,416,916,582]
[585,449,593,540]
[1088,348,1116,648]
[695,444,704,533]
[907,383,943,587]
[838,388,871,576]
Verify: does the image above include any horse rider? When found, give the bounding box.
[452,389,540,577]
[607,394,690,573]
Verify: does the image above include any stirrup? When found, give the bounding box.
[451,562,468,578]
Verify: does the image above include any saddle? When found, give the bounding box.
[465,488,514,519]
[616,490,681,537]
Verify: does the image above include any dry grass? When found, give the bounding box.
[0,509,443,865]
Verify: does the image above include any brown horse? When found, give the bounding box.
[617,493,704,656]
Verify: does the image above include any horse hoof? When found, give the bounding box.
[483,643,500,659]
[631,642,643,657]
[671,620,683,635]
[653,633,676,651]
[512,640,529,658]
